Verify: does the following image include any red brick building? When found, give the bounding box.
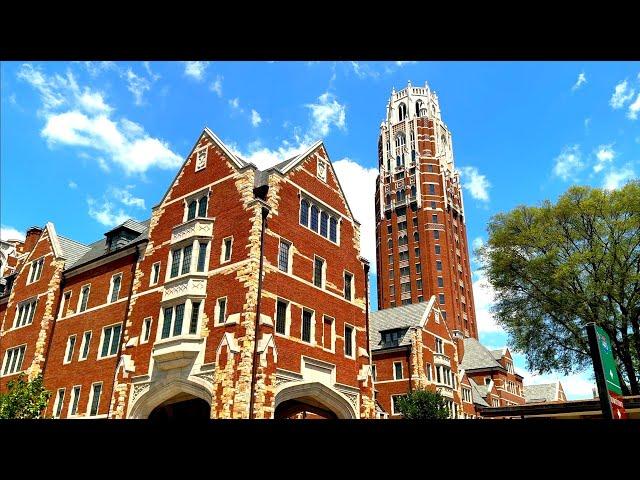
[0,128,375,419]
[370,82,525,418]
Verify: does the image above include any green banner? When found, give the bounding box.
[594,325,622,395]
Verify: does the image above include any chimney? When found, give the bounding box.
[20,226,43,255]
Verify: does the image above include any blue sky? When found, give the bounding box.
[2,61,639,399]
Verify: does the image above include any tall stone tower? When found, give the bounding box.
[374,81,478,339]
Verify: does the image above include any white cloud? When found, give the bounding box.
[627,93,640,120]
[459,166,490,202]
[552,145,583,181]
[603,165,635,190]
[17,64,70,111]
[610,79,635,109]
[305,92,346,139]
[68,180,77,189]
[9,93,17,105]
[83,61,117,77]
[183,61,209,81]
[143,61,161,82]
[229,97,241,111]
[251,109,262,127]
[87,198,131,227]
[571,72,587,91]
[472,237,484,253]
[472,271,504,334]
[125,68,151,106]
[109,185,146,209]
[350,62,380,79]
[97,157,111,173]
[333,158,379,269]
[78,90,112,114]
[593,144,615,173]
[210,75,223,97]
[226,139,310,171]
[395,61,417,67]
[0,225,26,242]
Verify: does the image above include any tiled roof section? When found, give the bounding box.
[65,219,150,271]
[524,383,558,403]
[369,302,430,351]
[57,236,91,269]
[469,378,490,407]
[490,349,504,360]
[460,337,503,371]
[253,155,305,189]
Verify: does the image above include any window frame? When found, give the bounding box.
[13,297,38,329]
[27,257,45,285]
[141,317,153,344]
[215,297,227,326]
[321,315,335,352]
[87,382,103,417]
[299,195,341,245]
[59,291,72,318]
[343,270,354,301]
[78,331,92,361]
[391,394,404,415]
[274,298,290,336]
[221,236,233,264]
[313,255,326,289]
[393,361,403,380]
[107,272,123,304]
[78,284,91,313]
[97,323,122,360]
[1,344,26,377]
[68,385,81,418]
[278,239,292,273]
[64,335,77,364]
[53,388,65,418]
[301,308,315,345]
[150,262,161,286]
[344,323,355,359]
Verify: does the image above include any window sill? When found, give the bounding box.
[9,322,34,332]
[96,354,118,361]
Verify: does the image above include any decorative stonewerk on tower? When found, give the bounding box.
[375,81,478,340]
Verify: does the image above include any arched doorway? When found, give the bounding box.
[274,381,357,419]
[148,394,210,420]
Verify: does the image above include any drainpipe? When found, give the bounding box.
[249,204,270,419]
[107,243,143,419]
[407,339,413,394]
[363,261,371,360]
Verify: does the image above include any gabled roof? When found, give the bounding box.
[490,348,505,361]
[524,383,559,403]
[104,219,148,236]
[468,378,490,407]
[58,236,91,268]
[369,302,433,351]
[460,337,503,371]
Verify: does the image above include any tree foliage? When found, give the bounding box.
[0,374,52,419]
[395,388,450,419]
[479,181,640,394]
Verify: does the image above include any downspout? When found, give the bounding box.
[248,204,270,419]
[407,336,413,394]
[107,243,143,419]
[363,261,371,359]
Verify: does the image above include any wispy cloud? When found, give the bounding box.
[571,72,587,91]
[552,145,583,181]
[0,225,26,242]
[229,97,242,111]
[305,92,346,139]
[610,79,635,109]
[603,164,635,190]
[627,93,640,120]
[18,63,182,175]
[593,144,615,173]
[143,61,161,82]
[87,198,131,227]
[350,62,380,79]
[183,61,209,81]
[109,185,146,209]
[68,180,77,189]
[251,109,262,127]
[82,61,117,77]
[210,75,223,97]
[125,68,151,106]
[459,166,490,202]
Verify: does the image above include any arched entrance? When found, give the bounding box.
[148,394,210,420]
[274,381,357,419]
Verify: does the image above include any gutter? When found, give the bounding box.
[248,204,270,419]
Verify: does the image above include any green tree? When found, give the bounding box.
[395,389,450,419]
[479,181,640,394]
[0,374,52,419]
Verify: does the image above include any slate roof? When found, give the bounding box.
[460,337,503,371]
[64,219,150,271]
[369,302,431,351]
[524,383,558,403]
[468,378,490,407]
[57,236,91,269]
[490,349,504,361]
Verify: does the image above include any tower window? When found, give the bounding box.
[398,103,407,121]
[429,184,436,195]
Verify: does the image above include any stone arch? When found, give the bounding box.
[274,381,357,419]
[128,377,213,419]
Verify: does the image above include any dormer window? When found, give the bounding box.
[195,147,207,171]
[317,160,327,182]
[381,329,402,346]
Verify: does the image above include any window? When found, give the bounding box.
[197,195,208,218]
[401,298,412,305]
[187,200,197,221]
[382,329,402,345]
[170,245,194,278]
[300,199,309,226]
[389,270,394,280]
[439,293,445,305]
[438,276,444,288]
[275,300,288,335]
[398,103,407,122]
[320,211,329,237]
[170,249,181,277]
[414,247,420,257]
[431,201,437,209]
[401,282,411,293]
[79,331,91,361]
[463,388,472,402]
[14,298,37,328]
[391,395,403,415]
[323,316,334,351]
[344,272,353,301]
[141,318,152,344]
[64,335,76,364]
[432,214,438,223]
[485,377,491,386]
[216,297,227,325]
[301,309,313,343]
[415,263,421,274]
[28,257,45,284]
[59,291,71,318]
[506,361,514,374]
[387,239,393,250]
[435,244,441,255]
[398,220,407,232]
[79,285,90,312]
[435,338,444,354]
[344,324,354,358]
[371,364,377,381]
[189,302,200,335]
[399,266,410,277]
[426,363,432,381]
[492,398,500,407]
[436,365,442,383]
[181,245,193,275]
[393,361,403,380]
[53,388,65,418]
[109,273,122,303]
[2,345,26,376]
[88,383,102,416]
[434,230,440,240]
[313,256,325,288]
[436,260,442,271]
[310,205,319,232]
[427,164,434,173]
[388,254,393,266]
[278,240,291,273]
[160,304,185,339]
[413,231,419,243]
[399,251,409,262]
[387,224,392,234]
[222,237,233,263]
[150,262,161,286]
[417,295,423,302]
[99,324,122,358]
[68,386,81,417]
[329,218,338,243]
[417,279,423,290]
[428,184,436,195]
[197,241,208,272]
